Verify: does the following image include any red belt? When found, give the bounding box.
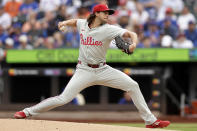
[78,60,105,68]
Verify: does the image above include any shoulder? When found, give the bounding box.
[77,19,87,23]
[76,19,87,28]
[104,24,124,31]
[77,19,87,25]
[105,24,121,28]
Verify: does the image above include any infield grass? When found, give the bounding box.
[106,123,197,131]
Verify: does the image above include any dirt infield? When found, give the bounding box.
[0,119,173,131]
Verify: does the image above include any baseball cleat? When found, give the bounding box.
[146,119,170,128]
[14,111,27,119]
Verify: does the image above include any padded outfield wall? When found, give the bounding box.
[0,48,197,115]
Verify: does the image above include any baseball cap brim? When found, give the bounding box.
[105,9,115,15]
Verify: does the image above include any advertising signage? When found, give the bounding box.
[6,48,196,63]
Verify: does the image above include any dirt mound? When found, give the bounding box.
[0,119,171,131]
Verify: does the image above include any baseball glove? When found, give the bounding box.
[114,36,133,55]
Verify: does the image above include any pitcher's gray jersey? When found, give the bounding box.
[77,19,127,64]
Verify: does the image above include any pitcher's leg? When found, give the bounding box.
[98,66,157,125]
[127,84,157,125]
[23,68,95,116]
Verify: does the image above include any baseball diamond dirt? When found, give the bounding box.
[0,119,173,131]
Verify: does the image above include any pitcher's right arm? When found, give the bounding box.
[58,19,78,30]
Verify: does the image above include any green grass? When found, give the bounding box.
[105,123,197,131]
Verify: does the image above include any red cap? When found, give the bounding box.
[165,8,173,14]
[118,0,127,6]
[93,4,115,15]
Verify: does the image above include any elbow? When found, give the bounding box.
[128,31,137,37]
[123,31,138,44]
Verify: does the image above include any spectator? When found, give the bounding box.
[64,27,80,48]
[0,25,8,47]
[0,5,11,29]
[0,48,5,62]
[55,5,69,23]
[157,0,184,21]
[44,36,55,49]
[144,21,160,47]
[7,23,22,48]
[4,0,22,17]
[118,92,133,104]
[164,8,177,22]
[39,0,61,12]
[85,0,108,11]
[53,32,64,48]
[77,6,90,19]
[160,18,178,39]
[162,0,184,13]
[177,6,196,31]
[0,0,195,50]
[43,11,57,36]
[118,0,137,12]
[184,21,197,47]
[138,0,162,20]
[21,12,37,34]
[106,0,118,8]
[33,37,45,49]
[188,0,197,18]
[5,37,14,49]
[172,33,193,48]
[158,8,178,27]
[19,0,38,16]
[64,0,82,18]
[118,15,130,29]
[137,36,153,48]
[64,0,82,8]
[123,0,137,12]
[28,21,46,47]
[18,35,33,50]
[1,0,22,6]
[133,24,143,36]
[161,35,173,48]
[116,0,133,18]
[130,3,149,26]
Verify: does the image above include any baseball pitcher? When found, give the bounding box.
[14,4,170,128]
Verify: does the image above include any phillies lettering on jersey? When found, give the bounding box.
[80,33,103,46]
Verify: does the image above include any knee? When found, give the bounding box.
[127,81,140,92]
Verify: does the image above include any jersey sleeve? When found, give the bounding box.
[106,25,127,40]
[76,19,86,31]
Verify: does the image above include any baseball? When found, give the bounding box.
[59,26,67,32]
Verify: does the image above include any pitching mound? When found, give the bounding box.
[0,119,171,131]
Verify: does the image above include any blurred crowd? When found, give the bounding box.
[0,0,197,61]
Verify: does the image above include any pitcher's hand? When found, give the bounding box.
[58,21,67,32]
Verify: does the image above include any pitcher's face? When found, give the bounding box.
[96,11,109,24]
